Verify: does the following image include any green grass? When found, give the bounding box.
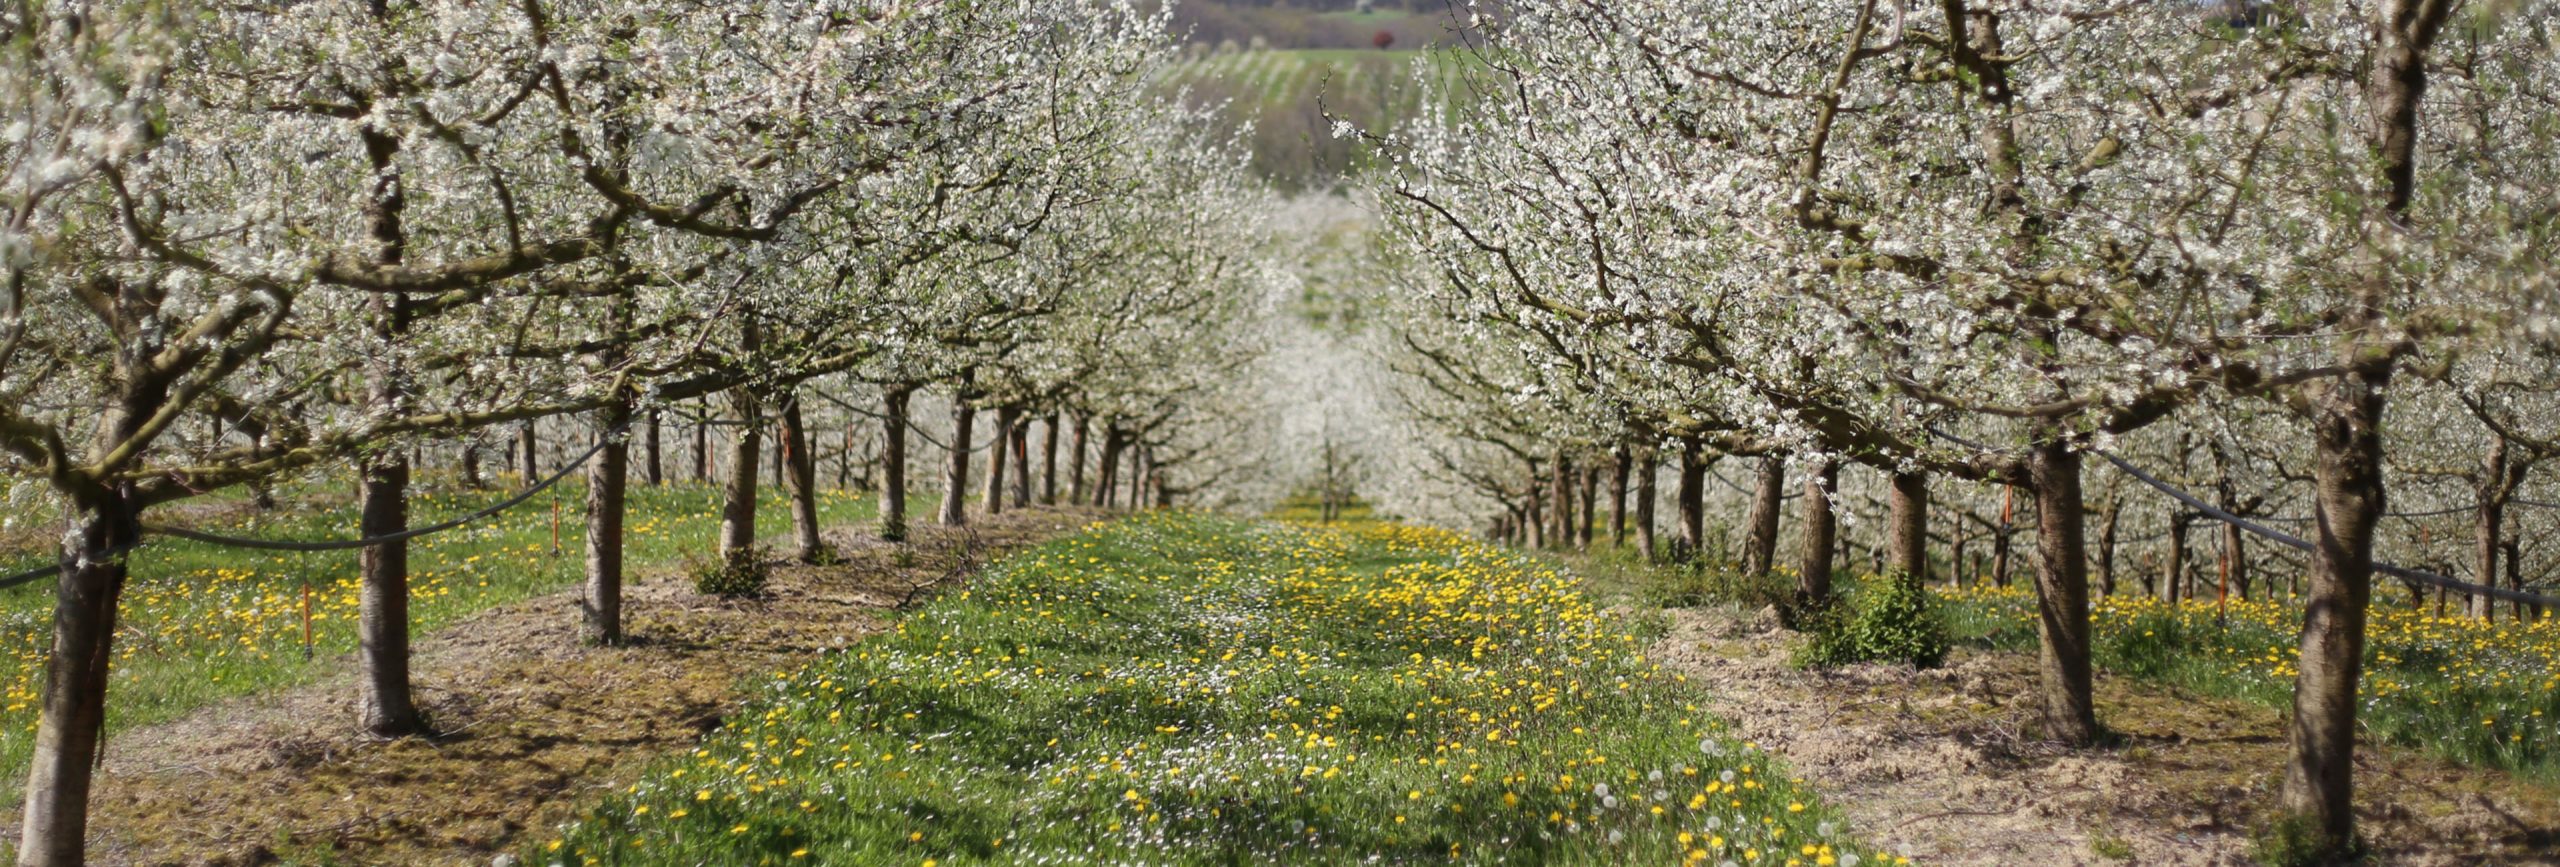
[1938,585,2560,781]
[538,513,1893,865]
[0,473,923,803]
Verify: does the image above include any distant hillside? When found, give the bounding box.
[1163,48,1479,189]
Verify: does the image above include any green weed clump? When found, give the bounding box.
[691,548,771,598]
[1794,571,1949,670]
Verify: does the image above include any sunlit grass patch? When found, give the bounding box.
[1940,585,2560,779]
[0,476,903,799]
[546,512,1895,865]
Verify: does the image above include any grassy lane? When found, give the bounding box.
[0,477,911,795]
[544,513,1894,866]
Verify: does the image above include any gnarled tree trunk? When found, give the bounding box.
[1742,455,1784,576]
[1676,440,1706,559]
[780,393,827,562]
[18,489,143,867]
[1796,459,1838,607]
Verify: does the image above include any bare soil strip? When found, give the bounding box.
[69,507,1097,867]
[1646,607,2560,867]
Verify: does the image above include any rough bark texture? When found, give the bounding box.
[984,405,1019,517]
[780,395,827,562]
[1009,412,1032,509]
[1550,449,1573,550]
[942,376,977,526]
[2029,442,2100,747]
[18,486,142,867]
[1068,414,1090,504]
[358,448,420,736]
[1526,464,1547,550]
[1636,450,1659,562]
[879,386,912,542]
[1609,446,1631,546]
[459,444,483,489]
[517,422,539,489]
[2282,3,2456,844]
[1040,413,1060,505]
[2097,500,2119,598]
[2165,516,2188,603]
[1676,440,1706,558]
[1577,464,1598,549]
[1797,460,1838,606]
[718,386,764,560]
[584,400,630,645]
[1743,455,1784,576]
[643,408,662,486]
[1888,472,1928,581]
[2472,438,2507,619]
[692,400,710,483]
[1094,427,1127,509]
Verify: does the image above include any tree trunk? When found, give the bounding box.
[1128,444,1150,511]
[1991,489,2015,588]
[459,443,483,490]
[1549,449,1573,551]
[943,388,977,526]
[517,421,539,489]
[2029,441,2101,746]
[1609,446,1631,547]
[2507,538,2533,621]
[880,386,912,542]
[2165,516,2188,603]
[584,398,630,645]
[780,393,827,563]
[1041,413,1060,505]
[1742,455,1784,576]
[1094,427,1127,509]
[2283,374,2388,852]
[1797,460,1838,607]
[1952,530,1970,589]
[2473,438,2507,619]
[692,400,710,483]
[983,405,1017,517]
[1636,449,1659,562]
[1889,472,1928,581]
[1676,440,1707,559]
[719,387,764,560]
[1526,464,1547,550]
[358,444,422,736]
[1069,414,1091,505]
[18,490,142,867]
[643,408,663,486]
[2097,499,2119,598]
[1577,463,1598,549]
[1010,413,1032,509]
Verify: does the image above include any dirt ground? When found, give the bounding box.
[1646,607,2560,866]
[66,506,1097,867]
